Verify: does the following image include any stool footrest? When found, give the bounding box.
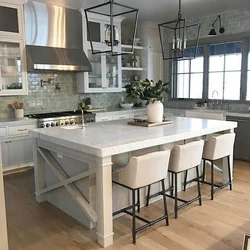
[185,176,203,186]
[113,203,139,217]
[165,194,201,211]
[146,186,173,204]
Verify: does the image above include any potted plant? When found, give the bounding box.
[125,79,170,122]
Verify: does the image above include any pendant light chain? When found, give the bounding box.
[178,0,182,19]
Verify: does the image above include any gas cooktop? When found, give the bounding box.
[27,111,91,119]
[27,111,96,128]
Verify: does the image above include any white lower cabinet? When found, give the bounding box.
[1,137,33,170]
[0,122,36,173]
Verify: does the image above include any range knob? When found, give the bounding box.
[56,122,60,126]
[40,124,45,128]
[51,122,55,127]
[70,120,74,125]
[65,120,69,125]
[46,123,50,127]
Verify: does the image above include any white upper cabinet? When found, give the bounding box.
[0,37,27,95]
[77,11,123,93]
[76,46,121,93]
[0,1,27,95]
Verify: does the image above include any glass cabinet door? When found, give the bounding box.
[105,54,119,89]
[0,3,22,37]
[0,41,23,92]
[87,21,101,43]
[87,49,103,90]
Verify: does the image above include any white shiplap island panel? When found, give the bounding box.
[31,117,237,248]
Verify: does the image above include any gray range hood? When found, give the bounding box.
[24,1,92,72]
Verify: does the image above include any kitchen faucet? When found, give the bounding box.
[211,90,219,109]
[73,104,85,128]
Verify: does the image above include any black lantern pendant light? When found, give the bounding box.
[158,0,201,60]
[208,15,225,36]
[84,0,139,56]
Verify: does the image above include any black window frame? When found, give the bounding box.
[170,31,250,103]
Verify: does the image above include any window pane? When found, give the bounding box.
[248,46,250,70]
[209,55,224,72]
[177,74,189,98]
[177,60,189,74]
[224,72,241,100]
[210,43,225,56]
[190,73,203,99]
[225,54,242,71]
[246,71,250,100]
[208,72,223,99]
[225,42,242,71]
[191,57,203,73]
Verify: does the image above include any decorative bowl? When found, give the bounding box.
[120,103,133,109]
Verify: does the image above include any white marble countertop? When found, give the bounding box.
[0,117,37,126]
[31,116,237,157]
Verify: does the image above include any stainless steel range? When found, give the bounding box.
[27,111,96,128]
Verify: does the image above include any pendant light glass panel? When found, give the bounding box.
[85,0,139,56]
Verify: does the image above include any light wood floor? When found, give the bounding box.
[4,160,250,250]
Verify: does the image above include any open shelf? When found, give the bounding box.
[122,67,145,71]
[121,44,145,50]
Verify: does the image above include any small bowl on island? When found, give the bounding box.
[120,102,133,109]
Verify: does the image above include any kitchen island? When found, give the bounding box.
[31,116,237,248]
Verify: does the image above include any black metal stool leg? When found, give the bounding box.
[211,161,214,200]
[202,159,206,182]
[183,170,188,191]
[196,166,202,206]
[146,185,151,207]
[227,156,233,190]
[174,173,178,219]
[137,189,140,212]
[132,190,136,244]
[161,180,169,226]
[171,172,174,196]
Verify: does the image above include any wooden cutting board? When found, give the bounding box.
[128,120,173,127]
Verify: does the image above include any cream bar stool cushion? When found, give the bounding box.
[169,140,204,173]
[203,133,236,161]
[116,150,171,189]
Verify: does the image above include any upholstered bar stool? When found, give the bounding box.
[197,133,235,200]
[147,140,204,219]
[113,150,170,244]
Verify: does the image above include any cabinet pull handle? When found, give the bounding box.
[119,117,126,119]
[17,129,28,132]
[134,115,139,117]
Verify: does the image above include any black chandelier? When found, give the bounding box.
[84,0,139,56]
[208,15,225,36]
[158,0,201,60]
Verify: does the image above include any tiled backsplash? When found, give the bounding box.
[0,71,125,118]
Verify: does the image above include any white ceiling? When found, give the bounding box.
[34,0,250,22]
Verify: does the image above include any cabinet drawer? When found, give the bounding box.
[0,127,7,137]
[9,124,36,136]
[113,114,130,120]
[96,116,113,122]
[130,112,146,119]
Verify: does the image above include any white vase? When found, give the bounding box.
[147,100,163,123]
